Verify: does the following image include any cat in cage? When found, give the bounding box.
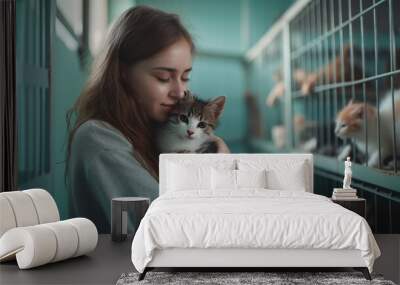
[335,89,400,168]
[155,90,226,153]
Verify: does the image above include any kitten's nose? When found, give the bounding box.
[187,130,194,136]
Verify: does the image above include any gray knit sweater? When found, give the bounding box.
[68,120,159,233]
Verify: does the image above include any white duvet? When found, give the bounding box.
[131,189,380,273]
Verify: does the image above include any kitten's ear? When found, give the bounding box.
[349,104,364,118]
[347,99,354,106]
[207,96,226,119]
[182,90,195,101]
[174,90,194,112]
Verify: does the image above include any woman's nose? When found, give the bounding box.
[169,81,186,100]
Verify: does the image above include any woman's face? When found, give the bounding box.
[126,38,193,123]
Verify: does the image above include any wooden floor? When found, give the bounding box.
[0,234,398,284]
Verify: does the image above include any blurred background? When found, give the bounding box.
[13,0,400,233]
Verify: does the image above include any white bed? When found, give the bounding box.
[131,154,380,280]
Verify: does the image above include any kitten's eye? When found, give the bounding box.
[179,114,189,124]
[197,122,207,128]
[341,123,347,128]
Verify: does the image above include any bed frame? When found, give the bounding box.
[138,154,372,281]
[140,248,371,280]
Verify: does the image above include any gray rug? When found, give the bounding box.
[116,271,396,285]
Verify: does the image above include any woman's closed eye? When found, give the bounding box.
[182,70,191,82]
[153,70,190,83]
[154,73,170,82]
[156,76,190,83]
[153,71,170,83]
[157,77,170,83]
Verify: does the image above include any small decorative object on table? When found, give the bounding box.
[331,157,366,218]
[332,157,358,200]
[111,197,149,242]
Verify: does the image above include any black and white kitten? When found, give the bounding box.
[155,91,226,153]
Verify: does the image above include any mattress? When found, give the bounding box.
[131,189,380,273]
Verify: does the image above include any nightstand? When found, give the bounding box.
[331,197,366,218]
[111,197,150,242]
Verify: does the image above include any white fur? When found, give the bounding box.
[156,116,213,153]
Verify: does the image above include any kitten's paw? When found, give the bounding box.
[210,135,230,153]
[196,141,218,153]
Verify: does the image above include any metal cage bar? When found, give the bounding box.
[373,0,382,169]
[359,0,369,166]
[388,0,398,172]
[330,0,338,155]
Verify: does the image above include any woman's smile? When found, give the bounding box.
[160,103,175,110]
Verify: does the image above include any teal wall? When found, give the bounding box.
[135,0,244,54]
[108,0,134,23]
[52,37,87,219]
[248,0,295,47]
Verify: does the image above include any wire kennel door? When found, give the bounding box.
[246,0,399,232]
[287,3,399,177]
[289,0,399,233]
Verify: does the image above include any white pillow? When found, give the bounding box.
[211,168,236,190]
[236,169,267,188]
[211,168,268,190]
[165,158,236,192]
[238,159,308,191]
[167,162,211,191]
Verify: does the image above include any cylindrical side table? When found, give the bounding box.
[111,197,149,242]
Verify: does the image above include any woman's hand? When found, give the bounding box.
[211,135,230,153]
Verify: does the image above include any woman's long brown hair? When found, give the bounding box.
[66,6,195,181]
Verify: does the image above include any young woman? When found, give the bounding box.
[66,6,230,233]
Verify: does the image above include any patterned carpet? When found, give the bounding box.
[116,271,396,285]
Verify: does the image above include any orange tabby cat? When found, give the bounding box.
[301,45,363,95]
[335,90,400,167]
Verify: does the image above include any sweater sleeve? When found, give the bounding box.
[68,120,159,233]
[87,149,158,227]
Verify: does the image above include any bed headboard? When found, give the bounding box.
[159,153,313,195]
